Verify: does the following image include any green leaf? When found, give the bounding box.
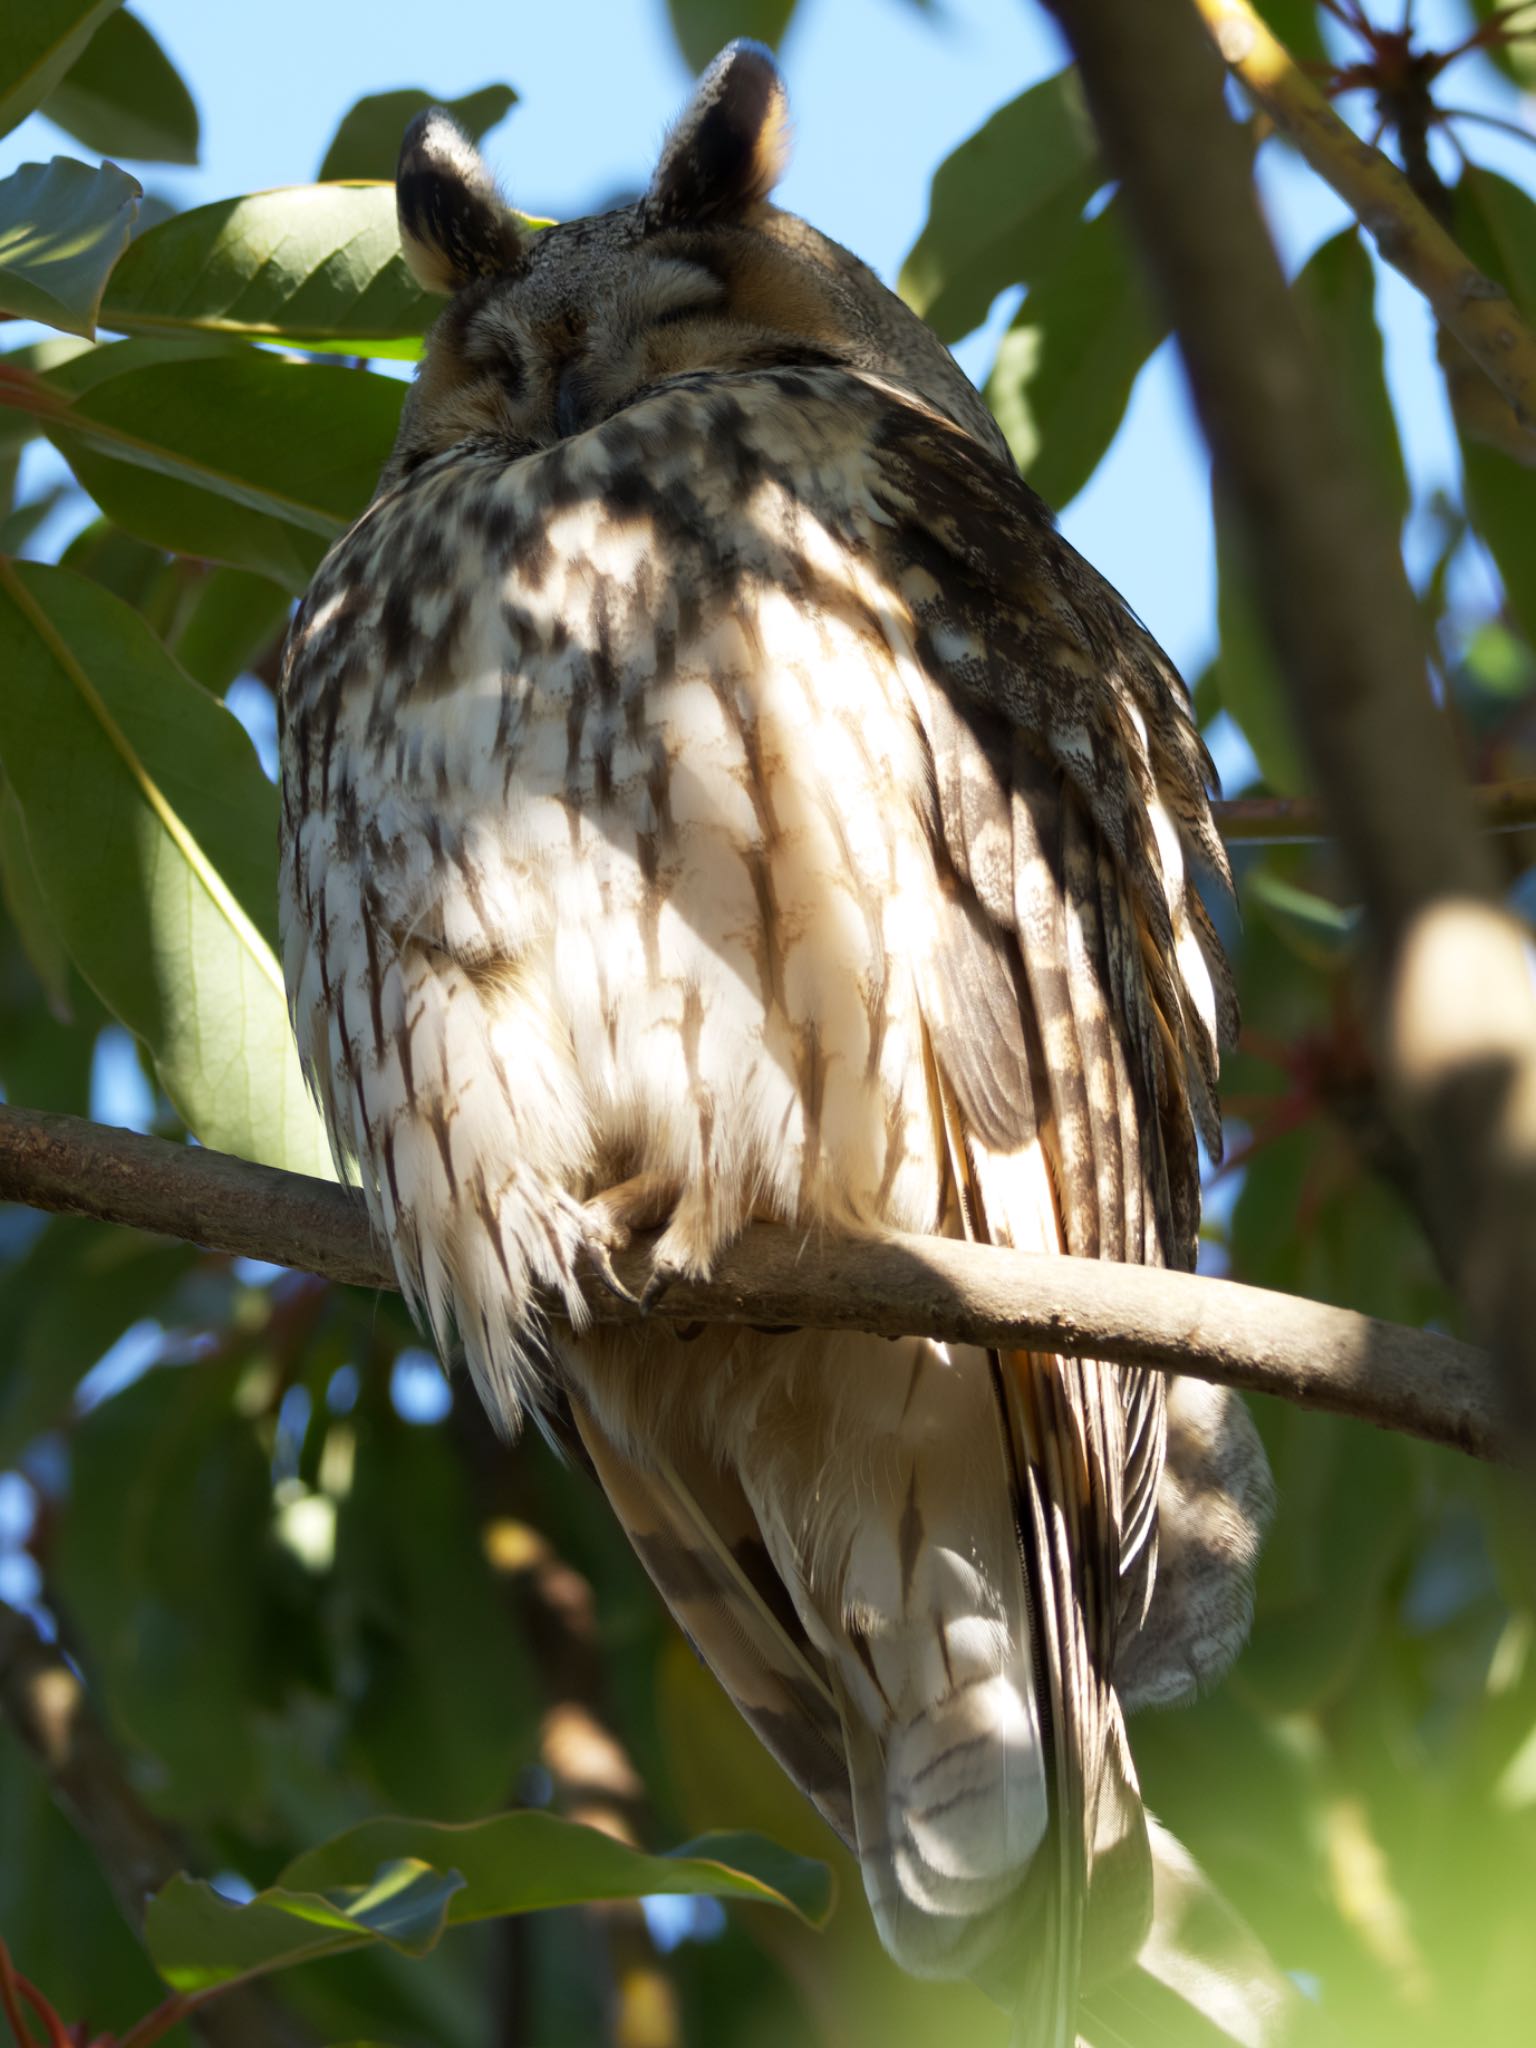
[1248,0,1327,65]
[169,564,290,694]
[665,0,798,74]
[899,69,1101,343]
[1211,229,1400,793]
[0,1216,190,1465]
[146,1817,827,1993]
[319,83,515,183]
[333,1412,542,1819]
[40,7,198,165]
[1299,228,1407,527]
[149,1863,465,1990]
[1467,1,1536,91]
[0,155,141,336]
[0,0,123,139]
[38,348,402,592]
[0,778,72,1017]
[1460,435,1536,652]
[101,183,445,355]
[56,1359,298,1820]
[984,195,1162,511]
[285,1813,830,1928]
[0,558,334,1173]
[1455,167,1536,329]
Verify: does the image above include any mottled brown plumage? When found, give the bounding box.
[279,42,1280,2042]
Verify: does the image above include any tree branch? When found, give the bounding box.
[1193,0,1536,432]
[1042,0,1536,1440]
[1213,781,1536,844]
[0,1103,1506,1463]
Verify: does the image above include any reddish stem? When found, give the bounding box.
[14,1982,68,2048]
[0,1944,35,2048]
[114,1994,203,2048]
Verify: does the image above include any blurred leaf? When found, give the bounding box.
[1211,229,1400,794]
[1455,167,1536,327]
[169,564,290,694]
[0,155,141,335]
[0,1727,177,2038]
[101,184,447,356]
[41,7,198,165]
[1461,437,1536,653]
[1300,229,1408,527]
[0,559,335,1171]
[0,777,72,1016]
[56,1361,282,1818]
[37,349,402,591]
[1450,170,1536,650]
[1249,0,1327,65]
[319,84,514,182]
[332,1412,542,1818]
[1467,2,1536,91]
[664,1,797,74]
[900,68,1101,343]
[985,194,1162,510]
[0,1215,189,1463]
[0,0,122,138]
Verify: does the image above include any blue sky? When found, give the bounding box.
[2,1,1529,686]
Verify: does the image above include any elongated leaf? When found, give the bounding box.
[0,778,72,1016]
[1468,1,1536,90]
[169,564,290,694]
[984,195,1162,510]
[0,155,141,336]
[37,349,402,591]
[148,1818,827,1992]
[101,184,443,355]
[665,0,798,73]
[0,0,122,139]
[0,559,334,1173]
[150,1864,465,1989]
[1212,230,1401,793]
[1456,168,1536,328]
[319,84,515,183]
[279,1814,831,1926]
[899,69,1101,343]
[41,7,198,165]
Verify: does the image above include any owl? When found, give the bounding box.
[279,41,1279,2043]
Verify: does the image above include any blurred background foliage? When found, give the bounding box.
[1,0,1534,2043]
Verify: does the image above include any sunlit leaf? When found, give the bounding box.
[281,1812,831,1928]
[100,183,445,355]
[41,7,199,165]
[0,0,123,140]
[319,83,515,183]
[1467,1,1536,91]
[664,0,798,74]
[900,69,1101,343]
[984,194,1162,510]
[0,155,141,337]
[146,1816,827,1992]
[0,558,334,1172]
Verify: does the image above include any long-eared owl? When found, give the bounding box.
[280,41,1278,2039]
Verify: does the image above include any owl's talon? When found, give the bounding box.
[586,1239,642,1307]
[638,1261,679,1315]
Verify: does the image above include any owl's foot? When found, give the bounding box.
[581,1172,682,1307]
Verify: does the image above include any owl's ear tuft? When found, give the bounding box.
[397,108,524,294]
[644,40,791,229]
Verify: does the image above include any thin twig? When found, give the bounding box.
[0,1604,308,2048]
[1214,781,1536,843]
[1042,0,1536,1439]
[1193,0,1536,433]
[0,1102,1508,1462]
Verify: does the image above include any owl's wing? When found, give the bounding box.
[845,381,1245,2029]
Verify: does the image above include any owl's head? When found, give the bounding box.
[387,40,1006,480]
